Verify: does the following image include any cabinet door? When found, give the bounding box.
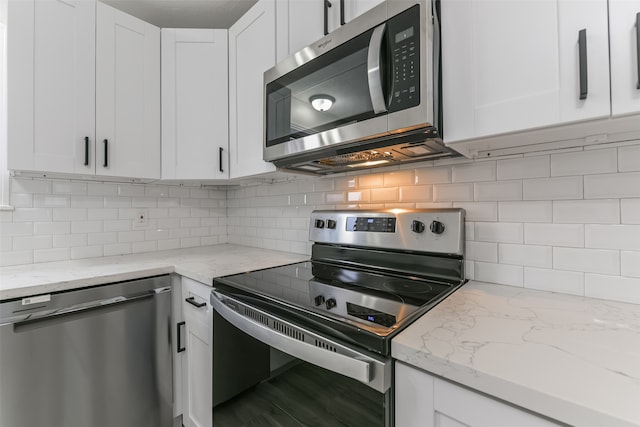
[161,29,229,180]
[229,0,277,179]
[395,362,563,427]
[96,2,160,180]
[181,278,213,427]
[609,0,640,116]
[344,0,384,22]
[276,0,324,62]
[442,0,609,143]
[7,0,95,174]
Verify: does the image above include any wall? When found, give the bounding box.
[228,141,640,305]
[0,177,227,266]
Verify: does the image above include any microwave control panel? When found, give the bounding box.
[388,4,421,113]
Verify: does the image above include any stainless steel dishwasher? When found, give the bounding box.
[0,275,173,427]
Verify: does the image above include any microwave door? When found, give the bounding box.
[367,23,389,115]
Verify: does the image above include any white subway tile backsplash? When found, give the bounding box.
[433,183,474,202]
[475,222,523,243]
[14,208,53,222]
[34,195,70,208]
[524,267,584,295]
[53,182,87,195]
[550,148,617,176]
[618,144,640,172]
[104,243,131,256]
[371,187,398,202]
[118,231,145,243]
[104,196,132,208]
[621,199,640,224]
[88,208,118,220]
[0,222,33,236]
[145,185,170,198]
[88,183,118,196]
[88,232,118,245]
[585,274,640,304]
[10,193,33,208]
[34,222,70,235]
[475,262,523,286]
[523,176,583,200]
[466,241,498,262]
[414,166,451,184]
[553,247,619,275]
[452,161,496,183]
[1,237,12,252]
[71,221,103,234]
[399,185,432,202]
[34,248,69,263]
[465,222,475,240]
[524,223,584,247]
[325,192,346,203]
[157,239,181,251]
[464,260,475,280]
[103,220,131,232]
[71,245,103,259]
[52,208,86,221]
[384,171,414,186]
[0,251,33,266]
[499,243,552,268]
[497,156,549,180]
[584,172,640,199]
[347,190,371,203]
[53,234,88,248]
[358,174,384,188]
[498,201,552,223]
[586,224,640,250]
[13,236,52,251]
[11,178,51,195]
[132,241,158,254]
[621,251,640,278]
[553,200,620,224]
[118,184,145,197]
[453,202,497,222]
[474,180,522,201]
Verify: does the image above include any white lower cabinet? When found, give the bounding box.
[181,278,213,427]
[395,362,562,427]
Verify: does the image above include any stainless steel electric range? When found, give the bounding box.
[211,209,465,427]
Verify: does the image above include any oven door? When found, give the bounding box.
[211,289,394,427]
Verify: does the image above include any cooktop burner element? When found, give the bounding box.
[214,208,466,356]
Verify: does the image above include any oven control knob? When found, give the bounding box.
[411,220,425,233]
[325,298,337,310]
[430,220,446,234]
[326,219,337,229]
[314,295,325,306]
[315,219,325,229]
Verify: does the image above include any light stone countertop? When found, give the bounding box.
[0,244,309,300]
[392,281,640,427]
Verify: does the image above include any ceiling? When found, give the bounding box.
[100,0,258,28]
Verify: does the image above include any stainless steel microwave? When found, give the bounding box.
[263,0,459,174]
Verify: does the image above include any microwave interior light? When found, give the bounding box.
[346,160,390,168]
[310,95,335,112]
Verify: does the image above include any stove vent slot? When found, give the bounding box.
[243,306,269,326]
[272,320,304,341]
[315,340,337,352]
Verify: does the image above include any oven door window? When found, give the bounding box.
[265,28,386,147]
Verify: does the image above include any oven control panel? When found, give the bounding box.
[309,209,465,255]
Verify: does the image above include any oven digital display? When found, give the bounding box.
[347,302,396,327]
[346,217,396,232]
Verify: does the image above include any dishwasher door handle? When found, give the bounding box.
[211,291,374,386]
[9,287,171,331]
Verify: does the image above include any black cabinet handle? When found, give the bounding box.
[324,0,332,36]
[185,296,206,308]
[84,136,89,166]
[578,28,588,100]
[219,147,224,173]
[103,139,109,168]
[177,321,186,353]
[340,0,345,26]
[636,12,640,90]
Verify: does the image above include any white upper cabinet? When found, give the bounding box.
[442,0,610,144]
[609,0,640,117]
[161,29,229,180]
[7,0,95,175]
[96,2,160,180]
[228,0,277,179]
[276,0,384,62]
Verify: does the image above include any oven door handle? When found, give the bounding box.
[367,23,388,114]
[211,291,375,386]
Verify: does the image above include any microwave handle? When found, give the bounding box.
[367,23,388,114]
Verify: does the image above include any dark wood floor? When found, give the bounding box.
[213,362,385,427]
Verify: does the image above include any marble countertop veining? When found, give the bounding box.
[0,244,309,300]
[392,281,640,427]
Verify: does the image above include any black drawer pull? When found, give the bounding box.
[324,0,332,35]
[103,139,109,168]
[84,136,89,166]
[636,12,640,90]
[177,321,186,353]
[578,28,588,100]
[219,147,224,173]
[185,296,206,308]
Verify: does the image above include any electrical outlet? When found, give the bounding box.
[133,208,149,229]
